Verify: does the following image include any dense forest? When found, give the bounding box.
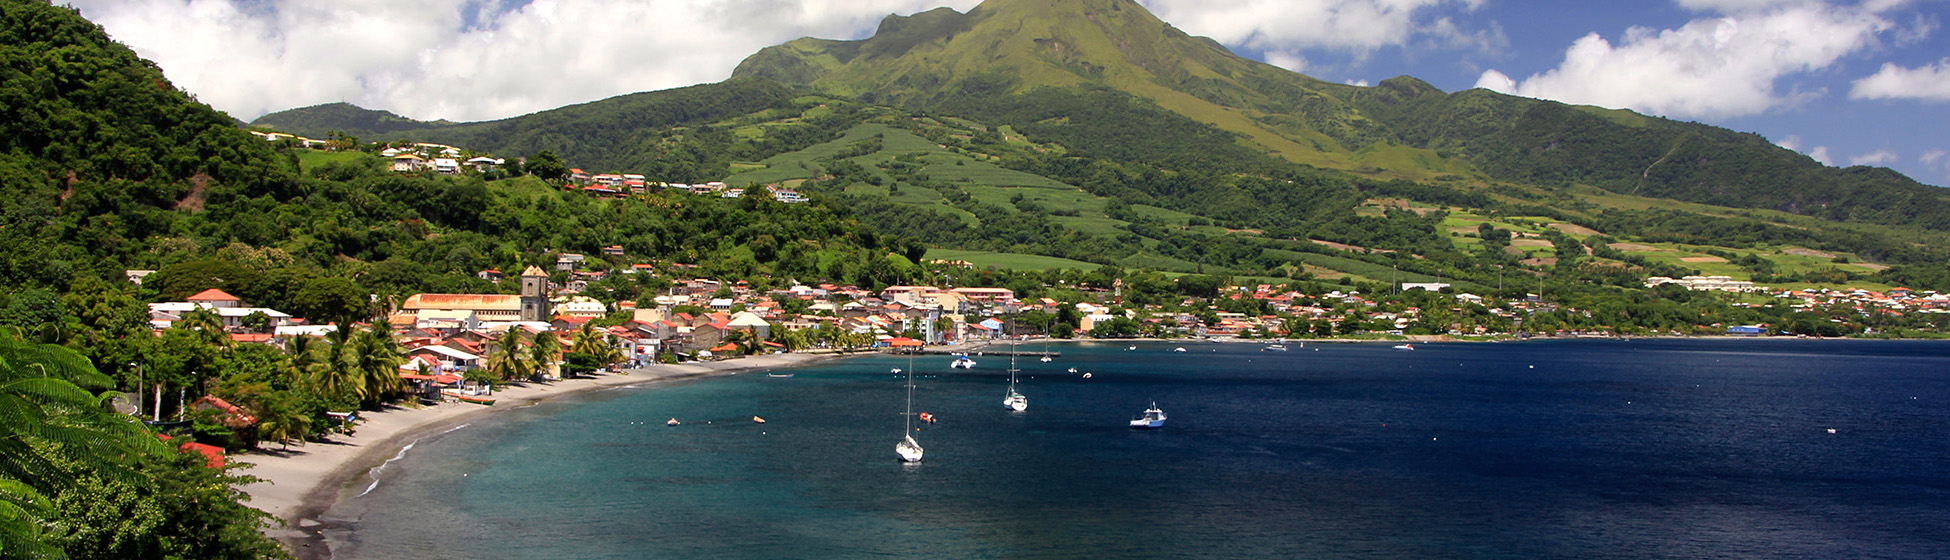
[0,3,947,557]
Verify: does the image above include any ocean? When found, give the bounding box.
[324,339,1950,559]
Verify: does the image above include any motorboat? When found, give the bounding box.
[1067,367,1078,373]
[1393,344,1415,351]
[1263,344,1288,351]
[752,416,766,424]
[919,412,936,423]
[666,418,680,426]
[1082,372,1092,379]
[1173,347,1186,352]
[1129,403,1167,429]
[950,355,976,369]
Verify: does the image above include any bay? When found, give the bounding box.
[326,339,1950,559]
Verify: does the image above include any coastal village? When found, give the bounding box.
[126,132,1946,518]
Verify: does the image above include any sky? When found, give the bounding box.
[66,0,1950,186]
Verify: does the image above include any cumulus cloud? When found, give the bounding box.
[1849,149,1899,166]
[1474,2,1891,119]
[1139,0,1495,67]
[1264,51,1311,73]
[1776,135,1834,165]
[1851,58,1950,101]
[70,0,982,121]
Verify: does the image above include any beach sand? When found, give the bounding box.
[238,353,845,558]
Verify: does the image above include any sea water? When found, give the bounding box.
[325,339,1950,559]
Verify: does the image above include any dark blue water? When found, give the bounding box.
[327,340,1950,559]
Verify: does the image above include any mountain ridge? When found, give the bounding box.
[254,0,1950,232]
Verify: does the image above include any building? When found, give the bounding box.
[520,266,551,322]
[391,153,425,172]
[400,294,523,322]
[1645,275,1759,292]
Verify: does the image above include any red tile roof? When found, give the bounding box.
[187,288,241,301]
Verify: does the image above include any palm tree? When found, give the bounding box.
[349,323,404,404]
[723,329,757,356]
[570,322,606,357]
[599,334,627,366]
[251,390,311,451]
[310,333,365,404]
[529,331,560,380]
[487,328,530,382]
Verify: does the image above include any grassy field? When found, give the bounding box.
[295,150,379,172]
[925,249,1101,271]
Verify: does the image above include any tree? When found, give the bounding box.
[487,328,530,382]
[290,277,367,327]
[526,150,568,183]
[348,323,404,406]
[0,327,174,558]
[529,331,560,380]
[308,329,364,406]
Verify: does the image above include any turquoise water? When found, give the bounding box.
[328,340,1950,559]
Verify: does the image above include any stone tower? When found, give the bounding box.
[519,265,550,322]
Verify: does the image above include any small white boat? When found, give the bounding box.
[1129,403,1166,429]
[897,355,924,462]
[1126,346,1136,351]
[1040,355,1052,363]
[1173,347,1186,352]
[950,355,976,369]
[897,434,924,462]
[1263,344,1288,352]
[768,373,794,378]
[666,418,680,426]
[1082,372,1092,379]
[1067,367,1079,373]
[1393,344,1415,351]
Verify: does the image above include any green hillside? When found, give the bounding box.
[731,0,1950,232]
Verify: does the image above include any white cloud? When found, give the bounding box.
[1474,3,1890,119]
[1850,59,1950,102]
[1808,146,1834,165]
[1344,79,1373,87]
[1924,149,1947,165]
[1138,0,1490,56]
[1264,51,1311,73]
[1776,135,1835,165]
[70,0,983,121]
[1849,149,1899,166]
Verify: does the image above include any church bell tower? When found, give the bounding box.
[520,266,550,322]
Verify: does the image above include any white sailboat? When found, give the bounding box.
[1003,339,1027,411]
[895,358,924,462]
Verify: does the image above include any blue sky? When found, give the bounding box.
[70,0,1950,186]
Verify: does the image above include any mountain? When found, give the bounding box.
[249,102,446,137]
[731,0,1950,230]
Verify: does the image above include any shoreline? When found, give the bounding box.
[241,352,854,559]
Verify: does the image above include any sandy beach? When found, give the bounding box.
[239,352,847,558]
